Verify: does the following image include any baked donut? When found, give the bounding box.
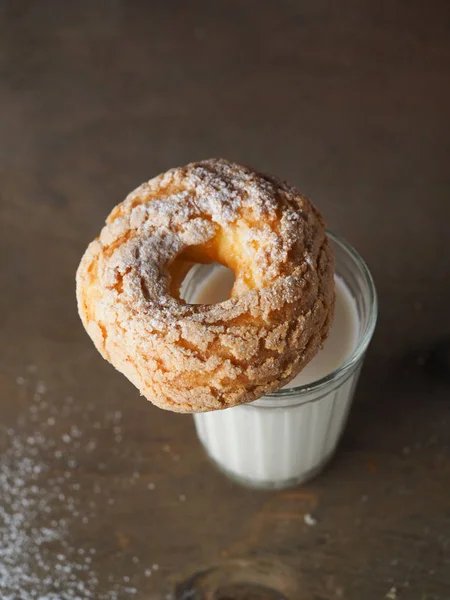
[76,159,335,413]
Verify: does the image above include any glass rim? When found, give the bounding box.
[266,230,378,398]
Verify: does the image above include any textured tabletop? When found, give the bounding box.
[0,1,449,599]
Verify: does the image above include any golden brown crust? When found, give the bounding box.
[76,159,335,412]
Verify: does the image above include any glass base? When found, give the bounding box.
[201,445,336,490]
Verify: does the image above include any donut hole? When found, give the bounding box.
[177,263,236,305]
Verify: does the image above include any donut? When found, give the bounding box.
[76,159,335,413]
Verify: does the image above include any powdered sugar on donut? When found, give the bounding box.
[76,159,335,412]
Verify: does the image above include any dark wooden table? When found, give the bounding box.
[1,1,449,598]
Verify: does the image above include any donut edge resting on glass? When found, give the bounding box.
[76,159,335,413]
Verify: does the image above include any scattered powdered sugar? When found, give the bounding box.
[1,371,161,599]
[303,513,317,527]
[36,381,47,395]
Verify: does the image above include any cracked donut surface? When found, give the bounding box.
[76,159,335,413]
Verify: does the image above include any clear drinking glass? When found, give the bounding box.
[183,232,377,490]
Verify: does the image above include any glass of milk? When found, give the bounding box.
[181,232,377,489]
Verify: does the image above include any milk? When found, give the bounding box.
[184,252,371,489]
